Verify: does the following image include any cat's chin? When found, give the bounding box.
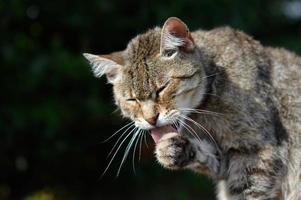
[150,125,178,143]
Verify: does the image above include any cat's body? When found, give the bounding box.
[187,27,301,200]
[83,18,301,200]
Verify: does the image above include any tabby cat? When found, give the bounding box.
[83,17,301,200]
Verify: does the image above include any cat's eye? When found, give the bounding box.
[163,49,177,58]
[156,80,170,97]
[156,85,167,96]
[172,71,198,79]
[126,98,137,102]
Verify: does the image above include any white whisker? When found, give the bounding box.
[143,132,149,149]
[171,119,179,130]
[102,122,134,143]
[179,108,223,116]
[102,126,137,177]
[107,123,136,158]
[176,117,203,145]
[131,129,142,174]
[116,128,140,176]
[138,131,144,161]
[179,113,220,151]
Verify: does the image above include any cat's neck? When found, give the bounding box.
[197,57,219,110]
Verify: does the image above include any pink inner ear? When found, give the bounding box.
[164,18,190,38]
[162,17,195,51]
[106,67,118,81]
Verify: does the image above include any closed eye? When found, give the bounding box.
[156,81,170,96]
[173,85,200,98]
[126,98,137,102]
[156,85,166,95]
[171,71,199,79]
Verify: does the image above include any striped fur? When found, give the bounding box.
[83,17,301,200]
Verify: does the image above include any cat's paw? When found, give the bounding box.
[155,132,195,169]
[190,139,220,176]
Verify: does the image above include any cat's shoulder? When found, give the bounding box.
[192,26,260,48]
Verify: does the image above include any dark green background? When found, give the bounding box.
[1,0,301,199]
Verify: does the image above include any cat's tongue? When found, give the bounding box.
[150,125,177,143]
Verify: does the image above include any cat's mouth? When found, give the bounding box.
[150,124,178,143]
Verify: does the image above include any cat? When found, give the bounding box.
[83,17,301,200]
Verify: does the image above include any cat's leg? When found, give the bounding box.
[155,132,220,177]
[226,146,287,200]
[217,180,231,200]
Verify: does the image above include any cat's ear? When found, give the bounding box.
[83,51,124,84]
[160,17,195,54]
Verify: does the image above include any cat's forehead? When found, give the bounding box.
[126,27,161,63]
[120,28,165,99]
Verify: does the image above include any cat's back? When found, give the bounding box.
[266,47,301,142]
[194,26,301,142]
[266,47,301,102]
[267,47,301,102]
[194,27,301,199]
[266,47,301,200]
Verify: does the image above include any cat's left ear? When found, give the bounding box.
[160,17,195,55]
[83,51,124,84]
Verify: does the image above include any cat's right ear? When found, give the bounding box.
[160,17,195,55]
[82,52,123,84]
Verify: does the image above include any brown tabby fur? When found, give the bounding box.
[83,17,301,200]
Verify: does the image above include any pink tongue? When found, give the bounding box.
[150,125,177,143]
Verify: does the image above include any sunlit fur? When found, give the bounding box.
[84,18,301,200]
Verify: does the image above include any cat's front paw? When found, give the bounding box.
[155,132,195,169]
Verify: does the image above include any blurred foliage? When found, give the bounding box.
[24,188,74,200]
[0,0,300,199]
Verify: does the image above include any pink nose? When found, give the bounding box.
[145,114,159,126]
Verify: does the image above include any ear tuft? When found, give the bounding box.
[162,32,186,50]
[160,17,194,53]
[82,53,121,83]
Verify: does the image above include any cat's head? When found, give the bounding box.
[83,17,208,140]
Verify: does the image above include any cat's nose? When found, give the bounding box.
[146,114,159,126]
